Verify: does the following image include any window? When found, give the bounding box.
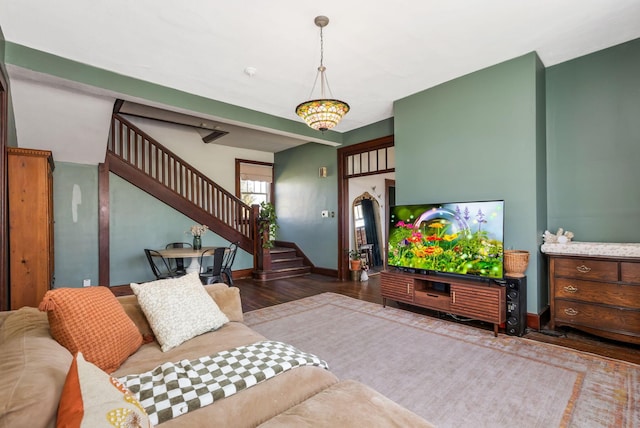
[345,146,395,177]
[240,179,270,205]
[236,160,274,206]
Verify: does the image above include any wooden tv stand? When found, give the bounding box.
[381,270,506,336]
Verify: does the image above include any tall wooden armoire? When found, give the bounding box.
[7,147,55,309]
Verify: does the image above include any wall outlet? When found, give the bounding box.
[83,279,91,287]
[321,210,329,218]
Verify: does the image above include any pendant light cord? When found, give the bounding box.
[319,25,324,69]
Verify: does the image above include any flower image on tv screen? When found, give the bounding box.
[387,200,505,279]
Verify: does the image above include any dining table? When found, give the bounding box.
[156,246,224,274]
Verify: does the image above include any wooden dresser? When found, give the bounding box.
[8,147,55,309]
[548,253,640,345]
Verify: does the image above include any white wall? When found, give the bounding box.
[125,116,274,192]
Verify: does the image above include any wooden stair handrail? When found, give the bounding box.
[107,114,255,251]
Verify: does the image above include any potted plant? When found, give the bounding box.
[258,202,279,249]
[347,249,361,271]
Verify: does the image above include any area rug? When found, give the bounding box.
[244,293,639,428]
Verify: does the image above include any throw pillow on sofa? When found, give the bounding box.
[57,352,151,427]
[39,286,143,373]
[130,272,229,352]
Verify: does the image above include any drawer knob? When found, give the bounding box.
[576,264,591,273]
[564,308,579,316]
[563,285,578,293]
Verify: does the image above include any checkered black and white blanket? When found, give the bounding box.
[118,340,329,426]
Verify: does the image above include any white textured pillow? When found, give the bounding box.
[130,272,229,352]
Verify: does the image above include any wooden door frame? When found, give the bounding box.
[337,135,394,281]
[0,67,9,310]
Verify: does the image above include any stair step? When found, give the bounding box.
[252,266,311,281]
[270,247,297,260]
[271,257,305,269]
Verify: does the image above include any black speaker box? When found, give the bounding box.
[505,277,527,336]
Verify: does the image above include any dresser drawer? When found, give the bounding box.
[554,278,640,308]
[621,262,640,284]
[553,258,617,281]
[554,300,640,335]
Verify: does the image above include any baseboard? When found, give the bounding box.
[312,267,338,277]
[530,305,550,330]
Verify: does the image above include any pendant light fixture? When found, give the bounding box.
[295,16,350,132]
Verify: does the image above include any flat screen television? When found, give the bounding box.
[387,200,504,280]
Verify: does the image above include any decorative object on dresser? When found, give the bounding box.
[7,147,55,309]
[381,269,506,336]
[542,241,640,345]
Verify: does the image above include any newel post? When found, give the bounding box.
[251,204,272,272]
[259,221,272,271]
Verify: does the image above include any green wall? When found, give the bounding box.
[342,118,394,146]
[274,143,340,268]
[546,38,640,242]
[52,163,99,287]
[274,118,395,269]
[52,163,253,287]
[393,52,546,313]
[0,35,17,148]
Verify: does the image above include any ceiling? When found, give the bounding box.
[2,1,640,157]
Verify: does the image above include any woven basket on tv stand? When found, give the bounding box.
[504,250,529,278]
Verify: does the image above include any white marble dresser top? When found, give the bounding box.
[541,241,640,258]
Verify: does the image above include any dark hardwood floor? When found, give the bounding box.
[235,272,640,365]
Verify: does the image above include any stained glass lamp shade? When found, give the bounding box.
[295,16,349,132]
[295,98,350,132]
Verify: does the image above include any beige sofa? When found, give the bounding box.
[0,284,432,427]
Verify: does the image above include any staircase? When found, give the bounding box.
[105,114,312,281]
[253,243,312,281]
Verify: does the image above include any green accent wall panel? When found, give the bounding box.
[546,38,640,242]
[394,53,545,312]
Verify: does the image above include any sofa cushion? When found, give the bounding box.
[118,283,243,342]
[258,380,434,428]
[130,272,229,352]
[57,352,151,427]
[0,307,73,428]
[204,283,244,322]
[39,286,143,373]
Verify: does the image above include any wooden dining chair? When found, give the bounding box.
[144,249,181,280]
[198,247,226,285]
[165,242,192,274]
[220,242,239,286]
